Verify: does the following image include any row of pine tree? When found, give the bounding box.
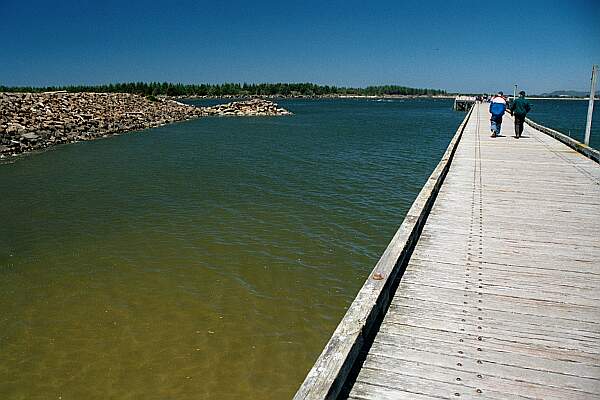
[0,82,446,97]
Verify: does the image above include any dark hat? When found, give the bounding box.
[498,91,504,95]
[519,90,526,96]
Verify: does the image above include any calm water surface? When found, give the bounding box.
[529,99,599,149]
[0,99,483,399]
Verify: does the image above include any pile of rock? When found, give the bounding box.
[0,93,291,158]
[203,99,292,116]
[0,92,204,157]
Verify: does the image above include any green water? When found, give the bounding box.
[1,99,463,399]
[528,99,600,149]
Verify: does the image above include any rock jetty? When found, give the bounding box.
[203,98,291,116]
[0,92,291,158]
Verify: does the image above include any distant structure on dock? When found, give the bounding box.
[453,95,476,111]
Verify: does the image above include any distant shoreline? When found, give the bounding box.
[174,94,594,101]
[3,92,594,160]
[174,94,457,100]
[528,97,593,101]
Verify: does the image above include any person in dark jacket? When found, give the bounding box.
[510,91,532,138]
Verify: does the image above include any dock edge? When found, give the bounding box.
[525,117,600,164]
[293,106,475,400]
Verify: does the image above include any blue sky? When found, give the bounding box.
[1,0,598,93]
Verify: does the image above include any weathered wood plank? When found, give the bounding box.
[387,303,600,341]
[373,331,600,377]
[399,260,600,294]
[350,381,453,400]
[365,341,600,393]
[375,323,600,365]
[390,296,600,333]
[381,315,600,354]
[358,356,599,400]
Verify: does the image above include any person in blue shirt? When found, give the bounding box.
[489,91,507,137]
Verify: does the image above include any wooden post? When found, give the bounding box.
[584,65,598,146]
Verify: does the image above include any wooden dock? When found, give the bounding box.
[294,103,600,399]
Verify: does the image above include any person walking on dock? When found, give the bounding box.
[510,90,532,138]
[489,91,507,137]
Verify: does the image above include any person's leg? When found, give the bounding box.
[519,117,525,137]
[497,116,503,136]
[516,116,524,138]
[490,119,497,137]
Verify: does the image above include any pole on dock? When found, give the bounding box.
[513,84,517,101]
[584,65,598,146]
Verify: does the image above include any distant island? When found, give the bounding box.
[0,82,447,98]
[537,90,589,98]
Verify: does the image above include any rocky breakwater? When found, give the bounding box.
[0,93,290,158]
[203,98,292,116]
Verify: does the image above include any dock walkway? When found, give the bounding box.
[294,102,600,400]
[347,103,600,399]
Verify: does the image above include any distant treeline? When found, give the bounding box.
[0,82,446,97]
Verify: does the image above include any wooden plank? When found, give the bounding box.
[400,260,600,294]
[355,368,513,400]
[380,314,600,354]
[371,331,600,378]
[390,291,600,324]
[365,340,600,393]
[404,273,600,299]
[356,356,599,400]
[390,295,600,334]
[410,249,599,274]
[388,303,600,342]
[374,323,600,365]
[418,224,600,249]
[350,381,453,400]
